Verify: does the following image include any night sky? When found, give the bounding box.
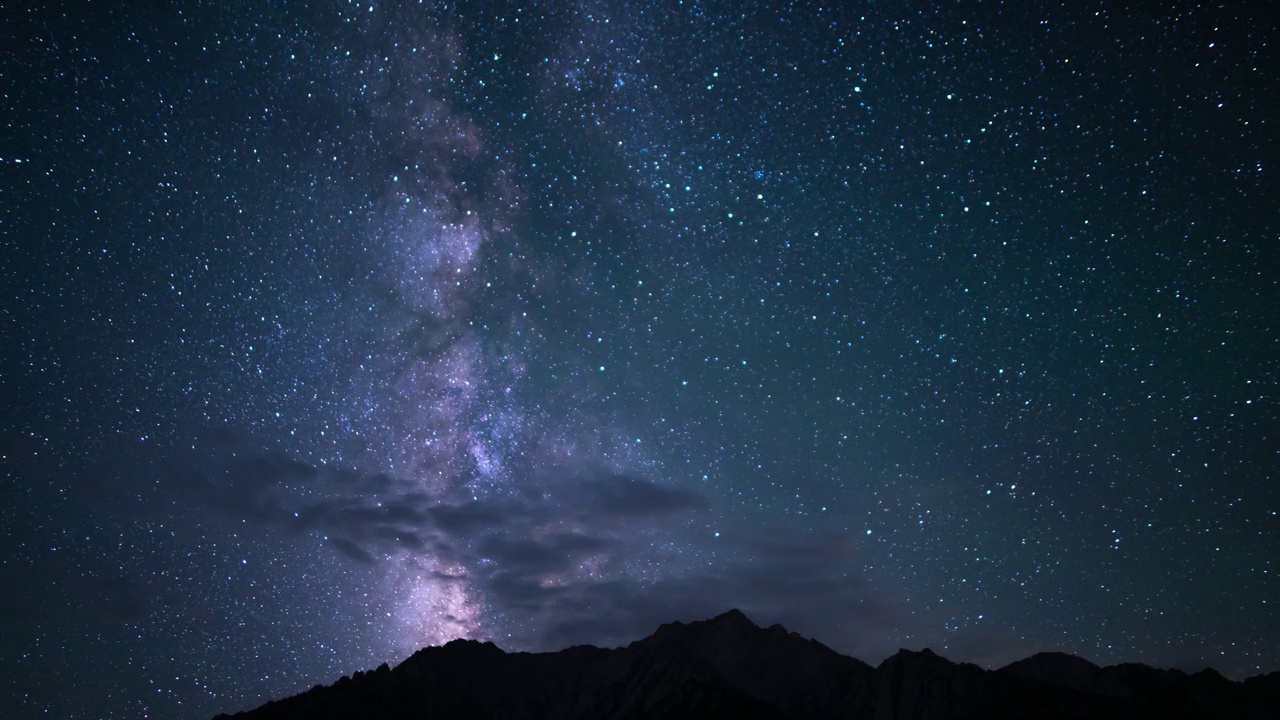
[5,2,1278,718]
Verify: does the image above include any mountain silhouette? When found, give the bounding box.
[214,609,1280,719]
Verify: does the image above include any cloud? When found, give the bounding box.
[424,500,511,535]
[465,541,910,661]
[146,440,904,660]
[327,536,377,565]
[478,531,617,575]
[580,472,710,518]
[168,442,709,568]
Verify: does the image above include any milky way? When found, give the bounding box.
[5,2,1277,718]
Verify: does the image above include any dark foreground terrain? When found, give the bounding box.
[216,610,1280,719]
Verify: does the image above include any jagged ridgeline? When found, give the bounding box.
[215,610,1280,720]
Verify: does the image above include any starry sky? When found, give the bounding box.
[4,1,1278,718]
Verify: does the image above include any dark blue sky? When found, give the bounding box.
[5,2,1277,718]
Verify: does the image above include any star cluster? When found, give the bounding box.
[4,2,1277,718]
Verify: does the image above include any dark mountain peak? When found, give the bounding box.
[442,637,501,651]
[392,636,507,681]
[1004,651,1102,675]
[1016,650,1101,668]
[882,646,947,666]
[712,607,756,626]
[653,607,758,636]
[402,636,503,660]
[1193,667,1226,682]
[214,612,1279,720]
[647,607,768,655]
[888,646,935,657]
[764,622,798,639]
[1002,650,1115,696]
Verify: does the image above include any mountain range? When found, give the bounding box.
[214,609,1280,719]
